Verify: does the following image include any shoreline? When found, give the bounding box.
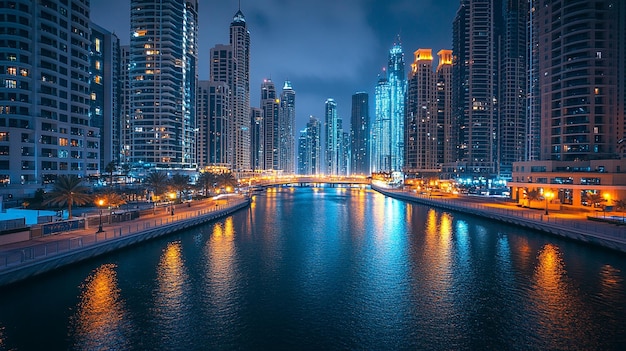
[372,185,626,254]
[0,197,251,287]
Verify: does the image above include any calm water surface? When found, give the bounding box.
[1,187,626,350]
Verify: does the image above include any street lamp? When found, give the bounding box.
[169,192,175,216]
[544,191,554,215]
[96,198,105,233]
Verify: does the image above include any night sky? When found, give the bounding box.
[90,0,459,132]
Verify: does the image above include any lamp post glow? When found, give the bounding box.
[96,198,105,233]
[169,192,175,216]
[544,191,554,215]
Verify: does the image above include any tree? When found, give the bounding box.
[96,191,127,223]
[104,161,117,187]
[525,188,541,208]
[43,175,93,219]
[613,199,626,221]
[197,172,218,197]
[216,172,238,191]
[144,171,169,202]
[169,173,191,203]
[584,192,606,208]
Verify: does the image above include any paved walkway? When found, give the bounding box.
[0,196,247,269]
[374,186,626,252]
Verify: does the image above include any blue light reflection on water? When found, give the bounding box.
[0,187,626,350]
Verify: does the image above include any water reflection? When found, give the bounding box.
[205,217,236,303]
[531,244,593,349]
[599,264,624,302]
[153,241,192,347]
[70,264,130,350]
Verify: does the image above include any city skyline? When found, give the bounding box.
[90,0,458,132]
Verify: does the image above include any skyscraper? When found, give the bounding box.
[197,81,230,168]
[499,0,528,179]
[0,0,100,198]
[250,107,263,172]
[371,75,390,173]
[536,0,623,161]
[90,24,121,171]
[387,39,407,172]
[229,8,251,172]
[261,79,279,171]
[298,116,321,175]
[405,49,436,175]
[452,0,501,177]
[279,81,296,174]
[350,92,369,175]
[436,50,454,174]
[324,98,340,175]
[371,40,406,174]
[129,0,198,169]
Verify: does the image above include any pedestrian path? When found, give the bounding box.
[373,186,626,253]
[0,197,249,273]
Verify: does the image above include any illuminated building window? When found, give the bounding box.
[6,67,17,75]
[95,60,101,70]
[94,75,102,84]
[95,38,101,53]
[5,79,17,88]
[59,138,68,146]
[91,92,96,100]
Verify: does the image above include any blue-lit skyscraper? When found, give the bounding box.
[324,98,340,175]
[279,81,296,174]
[372,75,390,173]
[371,40,406,173]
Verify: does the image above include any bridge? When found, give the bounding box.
[247,176,371,188]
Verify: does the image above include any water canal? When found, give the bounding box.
[1,187,625,350]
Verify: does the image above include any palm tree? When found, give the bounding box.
[585,192,606,208]
[525,188,541,208]
[613,199,626,221]
[169,173,191,203]
[144,171,169,202]
[43,175,93,219]
[104,161,117,187]
[197,172,218,197]
[97,191,127,223]
[216,172,238,192]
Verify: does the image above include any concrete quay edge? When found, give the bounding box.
[372,185,626,254]
[0,198,251,288]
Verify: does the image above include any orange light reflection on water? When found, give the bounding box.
[71,264,129,350]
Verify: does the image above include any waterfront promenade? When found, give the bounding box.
[373,185,626,253]
[0,196,251,287]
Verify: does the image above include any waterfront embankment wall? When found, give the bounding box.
[0,199,250,287]
[372,186,626,254]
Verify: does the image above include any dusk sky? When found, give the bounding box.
[91,0,459,132]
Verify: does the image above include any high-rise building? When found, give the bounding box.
[261,79,279,171]
[350,92,369,175]
[387,40,407,172]
[279,81,296,173]
[128,0,198,170]
[90,24,121,171]
[340,128,350,176]
[250,107,263,172]
[498,0,528,179]
[120,46,131,166]
[371,39,406,174]
[297,129,308,175]
[298,116,321,175]
[436,50,454,174]
[536,0,623,161]
[405,49,437,175]
[452,0,501,177]
[197,81,230,168]
[0,0,100,198]
[229,8,251,172]
[371,75,390,173]
[324,98,340,175]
